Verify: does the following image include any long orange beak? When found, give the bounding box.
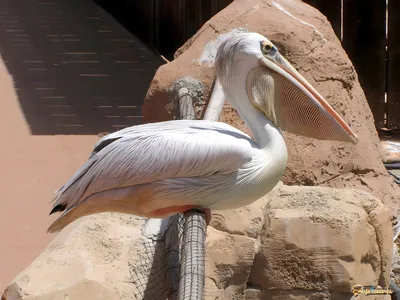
[247,51,358,144]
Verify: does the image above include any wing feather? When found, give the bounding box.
[52,120,255,212]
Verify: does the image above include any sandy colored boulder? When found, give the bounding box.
[1,209,261,300]
[205,227,257,299]
[247,185,393,300]
[1,213,167,300]
[244,289,391,300]
[1,184,393,300]
[206,184,393,299]
[142,0,399,214]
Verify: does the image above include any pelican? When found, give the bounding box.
[48,32,358,233]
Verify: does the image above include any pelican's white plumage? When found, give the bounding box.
[49,119,286,232]
[48,32,357,232]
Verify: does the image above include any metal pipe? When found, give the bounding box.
[178,87,196,120]
[181,81,225,299]
[178,210,207,300]
[164,88,198,300]
[178,79,225,299]
[164,81,225,299]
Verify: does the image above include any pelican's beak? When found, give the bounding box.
[246,43,358,144]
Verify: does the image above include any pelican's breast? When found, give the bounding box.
[210,144,288,211]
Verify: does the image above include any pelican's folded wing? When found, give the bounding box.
[51,120,255,213]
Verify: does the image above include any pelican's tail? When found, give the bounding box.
[48,159,99,233]
[48,182,83,233]
[48,202,106,233]
[47,205,80,233]
[47,186,145,233]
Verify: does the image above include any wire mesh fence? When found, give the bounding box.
[130,219,169,299]
[165,214,184,300]
[130,213,206,299]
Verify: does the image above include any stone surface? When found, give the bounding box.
[1,213,167,300]
[205,227,257,299]
[142,0,400,214]
[247,185,393,300]
[1,185,393,300]
[381,139,400,163]
[392,243,400,286]
[244,290,391,300]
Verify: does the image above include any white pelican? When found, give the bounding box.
[48,32,358,233]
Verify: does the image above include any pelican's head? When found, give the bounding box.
[214,32,358,144]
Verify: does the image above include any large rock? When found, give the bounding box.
[2,185,393,300]
[248,185,393,300]
[1,214,162,300]
[142,0,400,214]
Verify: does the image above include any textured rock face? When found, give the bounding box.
[392,243,400,285]
[142,0,400,214]
[248,185,393,300]
[1,214,166,300]
[2,185,392,300]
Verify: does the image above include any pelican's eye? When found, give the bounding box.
[263,44,272,53]
[261,41,277,56]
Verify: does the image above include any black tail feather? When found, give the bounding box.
[49,203,67,215]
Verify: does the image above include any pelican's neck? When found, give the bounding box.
[220,78,288,208]
[238,99,283,149]
[224,81,286,153]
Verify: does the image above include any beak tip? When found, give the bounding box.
[349,133,359,145]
